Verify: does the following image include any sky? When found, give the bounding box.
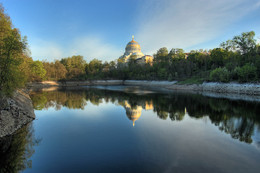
[1,0,260,62]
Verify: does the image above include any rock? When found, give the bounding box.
[0,96,8,110]
[0,90,35,138]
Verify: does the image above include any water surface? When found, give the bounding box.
[1,86,260,173]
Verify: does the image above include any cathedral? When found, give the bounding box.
[118,36,153,65]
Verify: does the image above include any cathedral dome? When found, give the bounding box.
[119,36,145,63]
[125,36,142,54]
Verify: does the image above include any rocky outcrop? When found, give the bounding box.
[0,90,35,138]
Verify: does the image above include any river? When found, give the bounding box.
[0,86,260,173]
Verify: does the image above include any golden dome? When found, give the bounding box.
[119,35,144,63]
[125,36,141,53]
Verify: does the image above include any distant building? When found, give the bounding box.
[118,36,153,65]
[136,55,153,66]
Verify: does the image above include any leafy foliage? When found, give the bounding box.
[30,61,46,81]
[210,67,230,82]
[234,64,257,82]
[0,5,27,95]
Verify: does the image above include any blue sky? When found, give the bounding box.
[1,0,260,62]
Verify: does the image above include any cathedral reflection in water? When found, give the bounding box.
[123,101,154,126]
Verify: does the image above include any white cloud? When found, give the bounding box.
[68,36,122,62]
[30,39,64,61]
[30,36,122,62]
[256,0,260,7]
[136,0,260,54]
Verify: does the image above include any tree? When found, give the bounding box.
[154,47,168,59]
[60,55,86,79]
[210,67,230,82]
[234,64,257,82]
[233,31,256,54]
[220,40,236,52]
[221,31,256,54]
[18,55,34,82]
[30,61,46,81]
[54,60,67,80]
[44,60,67,80]
[210,48,228,67]
[0,4,12,54]
[0,5,28,95]
[169,48,185,59]
[87,59,103,76]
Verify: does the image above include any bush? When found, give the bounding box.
[255,55,260,78]
[210,67,230,82]
[234,64,257,82]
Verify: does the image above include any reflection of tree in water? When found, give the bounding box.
[30,90,87,110]
[29,88,260,144]
[218,117,255,143]
[0,123,41,173]
[169,110,185,121]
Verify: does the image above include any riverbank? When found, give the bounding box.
[3,80,259,137]
[28,80,123,89]
[0,90,35,138]
[28,80,260,96]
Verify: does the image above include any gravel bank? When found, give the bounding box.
[124,80,260,96]
[28,80,260,96]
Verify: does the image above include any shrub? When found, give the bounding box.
[234,64,257,82]
[255,55,260,78]
[210,67,230,82]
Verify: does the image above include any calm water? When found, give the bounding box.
[0,86,260,173]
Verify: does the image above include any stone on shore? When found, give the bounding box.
[0,90,35,138]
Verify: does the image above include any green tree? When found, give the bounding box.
[210,67,230,82]
[221,31,256,54]
[0,4,30,95]
[0,30,27,95]
[210,48,228,67]
[30,61,46,81]
[60,55,86,79]
[235,64,257,82]
[54,60,67,80]
[233,31,256,54]
[220,40,236,52]
[169,48,185,59]
[155,47,168,57]
[154,47,168,63]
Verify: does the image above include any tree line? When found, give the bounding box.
[1,3,260,96]
[39,31,260,83]
[29,30,260,83]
